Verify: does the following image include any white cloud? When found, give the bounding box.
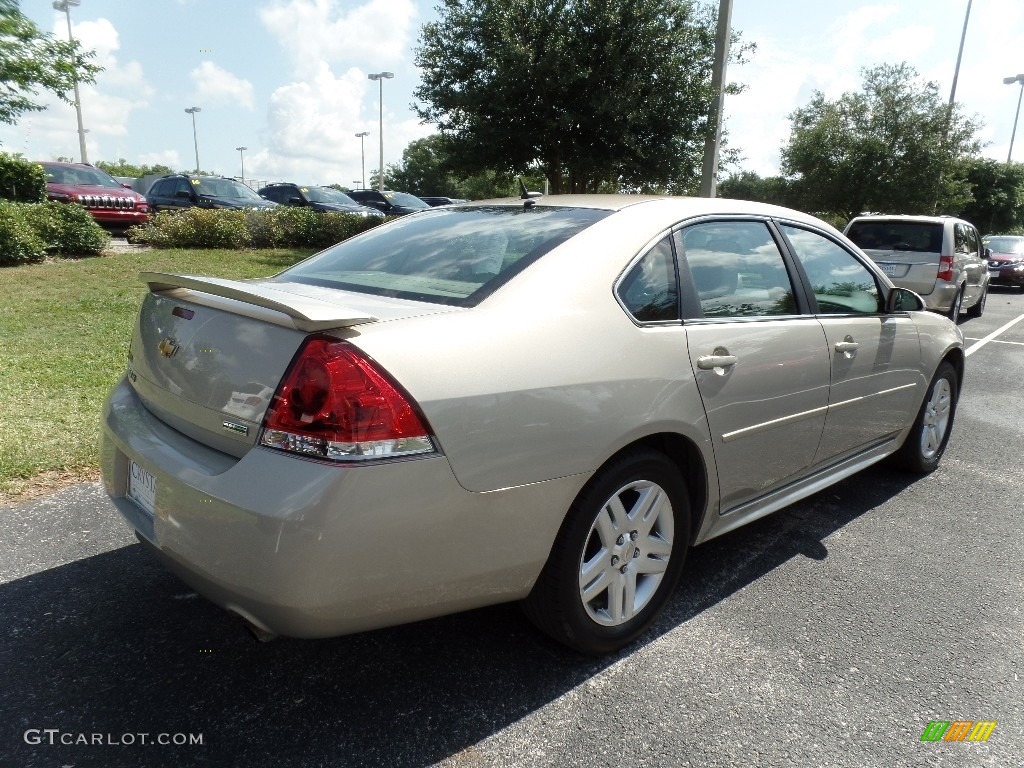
[190,62,255,110]
[260,0,418,78]
[244,63,432,184]
[139,150,183,169]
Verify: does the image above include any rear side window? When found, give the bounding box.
[280,205,611,306]
[617,236,678,322]
[846,221,942,253]
[676,221,797,319]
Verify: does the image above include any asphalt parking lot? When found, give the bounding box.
[1,290,1021,768]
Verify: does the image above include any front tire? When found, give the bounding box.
[890,361,958,474]
[523,450,690,655]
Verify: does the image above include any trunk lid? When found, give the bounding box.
[860,248,940,296]
[128,273,453,457]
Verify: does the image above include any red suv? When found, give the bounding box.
[38,161,149,232]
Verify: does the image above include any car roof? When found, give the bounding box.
[466,193,832,225]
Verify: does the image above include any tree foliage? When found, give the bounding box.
[0,0,101,126]
[956,158,1024,235]
[717,171,794,207]
[414,0,750,194]
[780,63,983,221]
[95,159,175,179]
[382,134,545,198]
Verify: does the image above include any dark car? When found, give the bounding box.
[346,189,431,216]
[257,183,383,218]
[983,235,1024,290]
[146,175,277,213]
[419,196,468,207]
[38,161,149,232]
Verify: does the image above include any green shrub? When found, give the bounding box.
[0,201,46,265]
[128,208,251,249]
[21,201,110,255]
[128,207,384,249]
[0,153,46,203]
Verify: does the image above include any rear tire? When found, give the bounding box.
[890,361,958,474]
[946,287,963,323]
[966,285,987,318]
[522,449,690,655]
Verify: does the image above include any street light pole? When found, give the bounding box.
[185,107,201,173]
[235,146,247,182]
[53,0,87,163]
[355,131,370,190]
[699,0,732,198]
[367,72,393,191]
[1004,74,1024,163]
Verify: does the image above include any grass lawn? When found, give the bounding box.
[0,247,315,501]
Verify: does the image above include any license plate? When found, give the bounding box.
[988,269,999,277]
[127,461,157,516]
[879,264,899,277]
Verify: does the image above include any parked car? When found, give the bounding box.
[419,196,468,207]
[38,161,149,232]
[146,174,277,212]
[101,195,964,655]
[346,189,431,215]
[844,214,989,321]
[257,183,384,217]
[982,234,1024,290]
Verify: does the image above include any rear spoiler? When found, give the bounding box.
[140,272,378,332]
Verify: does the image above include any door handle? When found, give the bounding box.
[696,348,738,370]
[834,335,860,354]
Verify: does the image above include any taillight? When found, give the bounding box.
[937,254,954,282]
[259,337,435,462]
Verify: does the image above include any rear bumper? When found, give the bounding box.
[100,377,580,638]
[914,279,957,312]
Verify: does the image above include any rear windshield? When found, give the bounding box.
[846,221,942,253]
[278,205,610,306]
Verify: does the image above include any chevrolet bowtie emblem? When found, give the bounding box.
[158,337,180,358]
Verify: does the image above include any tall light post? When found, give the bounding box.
[1004,74,1024,163]
[699,0,732,198]
[53,0,88,164]
[366,72,393,191]
[354,131,370,190]
[185,107,201,172]
[235,146,247,181]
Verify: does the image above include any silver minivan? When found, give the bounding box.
[844,214,990,321]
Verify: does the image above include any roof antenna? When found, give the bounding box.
[518,177,542,207]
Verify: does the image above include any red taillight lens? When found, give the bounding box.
[259,337,435,461]
[937,254,954,282]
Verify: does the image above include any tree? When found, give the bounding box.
[717,171,794,206]
[955,158,1024,235]
[780,63,983,221]
[382,134,543,198]
[414,0,751,194]
[0,0,101,125]
[95,159,175,179]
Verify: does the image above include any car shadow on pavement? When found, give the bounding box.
[0,466,917,768]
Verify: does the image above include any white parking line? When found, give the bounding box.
[963,338,1024,347]
[964,314,1024,357]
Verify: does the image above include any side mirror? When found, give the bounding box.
[287,196,304,206]
[175,189,192,200]
[984,247,992,259]
[886,287,925,313]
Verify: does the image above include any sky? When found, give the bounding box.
[3,0,1022,189]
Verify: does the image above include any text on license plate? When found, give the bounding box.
[879,264,899,277]
[128,461,157,516]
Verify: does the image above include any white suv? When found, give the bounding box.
[844,214,990,321]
